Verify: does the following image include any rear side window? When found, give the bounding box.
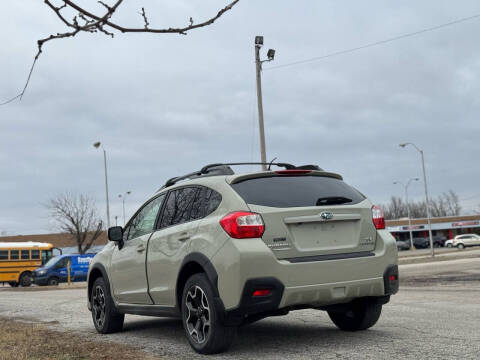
[160,187,198,228]
[190,187,222,220]
[10,250,19,260]
[231,176,365,208]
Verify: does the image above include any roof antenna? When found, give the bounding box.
[267,157,277,170]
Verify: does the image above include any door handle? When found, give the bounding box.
[177,232,190,242]
[136,244,146,253]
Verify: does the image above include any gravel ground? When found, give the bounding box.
[1,258,479,359]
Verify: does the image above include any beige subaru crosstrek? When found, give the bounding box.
[87,163,398,354]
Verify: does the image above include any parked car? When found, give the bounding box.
[413,237,430,249]
[412,236,444,249]
[451,234,480,249]
[432,236,447,247]
[87,162,399,354]
[396,240,410,251]
[33,254,95,286]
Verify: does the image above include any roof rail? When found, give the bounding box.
[158,162,321,190]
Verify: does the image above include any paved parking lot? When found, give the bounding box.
[1,258,479,359]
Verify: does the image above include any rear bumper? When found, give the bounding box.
[219,267,396,325]
[211,229,398,311]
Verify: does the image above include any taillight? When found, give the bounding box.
[252,289,271,297]
[372,205,385,230]
[275,169,312,175]
[220,211,265,239]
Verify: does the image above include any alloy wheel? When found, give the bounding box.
[92,285,106,328]
[185,285,211,344]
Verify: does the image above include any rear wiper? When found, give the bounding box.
[316,196,352,206]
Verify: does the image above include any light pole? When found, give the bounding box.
[114,216,118,226]
[400,142,434,257]
[118,191,131,226]
[93,142,110,228]
[393,178,419,251]
[254,36,275,170]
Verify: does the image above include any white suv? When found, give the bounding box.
[452,234,480,249]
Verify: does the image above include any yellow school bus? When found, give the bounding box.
[0,242,60,287]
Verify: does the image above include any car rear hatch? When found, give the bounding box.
[229,171,377,261]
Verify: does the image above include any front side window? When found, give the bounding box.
[128,195,165,240]
[55,258,68,269]
[10,250,19,260]
[21,250,30,260]
[160,187,198,228]
[0,251,8,260]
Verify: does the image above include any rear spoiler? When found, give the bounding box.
[227,170,343,184]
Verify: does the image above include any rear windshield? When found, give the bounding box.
[231,175,365,208]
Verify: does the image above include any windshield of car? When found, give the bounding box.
[231,175,365,208]
[43,257,59,268]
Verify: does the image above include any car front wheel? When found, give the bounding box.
[457,243,465,249]
[91,277,124,334]
[328,300,382,331]
[181,274,236,354]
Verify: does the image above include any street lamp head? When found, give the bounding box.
[255,35,264,46]
[399,143,407,148]
[93,141,101,149]
[393,181,399,185]
[127,191,131,195]
[414,177,420,181]
[267,49,275,60]
[118,194,122,198]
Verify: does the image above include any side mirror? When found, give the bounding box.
[108,226,124,242]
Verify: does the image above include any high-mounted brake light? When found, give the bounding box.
[275,170,312,175]
[220,211,265,239]
[372,205,385,230]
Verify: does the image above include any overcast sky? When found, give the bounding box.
[1,0,480,235]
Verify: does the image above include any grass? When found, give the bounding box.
[0,319,164,360]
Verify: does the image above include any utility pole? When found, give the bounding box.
[254,36,275,171]
[400,143,435,257]
[93,142,110,229]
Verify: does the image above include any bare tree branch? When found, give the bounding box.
[46,193,104,254]
[1,0,240,105]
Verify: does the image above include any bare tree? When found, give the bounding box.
[47,193,104,254]
[381,190,462,220]
[1,0,240,105]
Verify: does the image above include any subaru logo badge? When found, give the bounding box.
[320,211,333,220]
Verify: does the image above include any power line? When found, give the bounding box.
[265,12,480,71]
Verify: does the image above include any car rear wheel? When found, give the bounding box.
[328,301,382,331]
[181,274,236,354]
[91,277,124,334]
[457,243,465,249]
[19,272,32,287]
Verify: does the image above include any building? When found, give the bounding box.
[0,232,107,249]
[386,214,480,241]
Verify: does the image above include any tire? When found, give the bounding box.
[457,243,465,249]
[19,272,32,287]
[446,243,453,248]
[181,273,236,354]
[48,277,60,286]
[91,277,124,334]
[328,300,382,331]
[8,281,18,287]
